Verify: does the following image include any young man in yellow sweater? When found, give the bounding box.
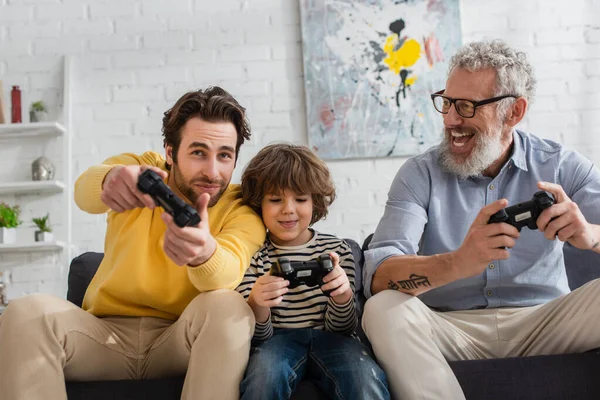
[0,87,266,400]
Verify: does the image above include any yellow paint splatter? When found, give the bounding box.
[405,76,417,86]
[383,36,421,79]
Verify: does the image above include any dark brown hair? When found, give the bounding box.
[162,86,250,169]
[241,143,336,225]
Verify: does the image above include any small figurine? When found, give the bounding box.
[32,156,55,181]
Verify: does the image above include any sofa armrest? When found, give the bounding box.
[67,252,104,307]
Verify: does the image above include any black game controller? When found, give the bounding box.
[271,254,336,296]
[488,191,555,232]
[137,169,201,228]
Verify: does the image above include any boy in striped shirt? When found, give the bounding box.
[237,143,389,400]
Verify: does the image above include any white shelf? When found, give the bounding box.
[0,180,65,195]
[0,122,65,140]
[0,57,73,302]
[0,241,65,253]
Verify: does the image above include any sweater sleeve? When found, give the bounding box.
[236,249,262,299]
[324,241,358,335]
[187,204,266,292]
[74,151,165,214]
[235,248,274,341]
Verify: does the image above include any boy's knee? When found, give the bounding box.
[248,351,291,377]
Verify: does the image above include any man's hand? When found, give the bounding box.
[536,182,599,250]
[321,252,352,304]
[101,165,167,212]
[162,193,217,266]
[452,199,521,280]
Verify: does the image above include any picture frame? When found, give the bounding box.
[300,0,462,160]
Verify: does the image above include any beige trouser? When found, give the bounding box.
[362,278,600,400]
[0,289,255,400]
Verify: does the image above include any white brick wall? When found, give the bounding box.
[1,0,600,299]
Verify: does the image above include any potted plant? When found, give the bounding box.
[0,203,21,244]
[32,213,53,242]
[29,100,48,122]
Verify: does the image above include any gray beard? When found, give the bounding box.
[438,128,505,180]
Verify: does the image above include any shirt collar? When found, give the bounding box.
[510,129,528,172]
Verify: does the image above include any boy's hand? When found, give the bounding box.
[321,252,352,304]
[249,275,290,308]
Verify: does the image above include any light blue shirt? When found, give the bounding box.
[364,130,600,311]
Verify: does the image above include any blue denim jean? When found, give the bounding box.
[240,328,390,400]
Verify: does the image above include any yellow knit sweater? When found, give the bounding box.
[74,151,265,320]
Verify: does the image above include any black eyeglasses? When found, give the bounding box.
[430,90,517,118]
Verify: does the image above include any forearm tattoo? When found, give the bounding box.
[388,274,431,292]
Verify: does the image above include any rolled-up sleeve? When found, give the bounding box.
[363,158,430,298]
[559,150,600,225]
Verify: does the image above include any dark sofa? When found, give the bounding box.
[65,240,600,400]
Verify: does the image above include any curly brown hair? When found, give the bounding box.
[162,86,250,169]
[241,143,336,225]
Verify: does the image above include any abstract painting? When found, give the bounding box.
[300,0,461,159]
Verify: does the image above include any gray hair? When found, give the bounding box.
[448,40,537,116]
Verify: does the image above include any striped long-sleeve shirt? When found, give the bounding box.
[236,230,358,342]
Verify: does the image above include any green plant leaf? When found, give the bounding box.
[32,213,51,232]
[29,100,46,112]
[0,203,22,228]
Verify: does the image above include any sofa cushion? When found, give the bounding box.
[451,350,600,400]
[67,252,103,308]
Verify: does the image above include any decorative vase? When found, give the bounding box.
[32,156,55,181]
[10,86,21,123]
[0,227,17,244]
[30,110,48,123]
[35,231,53,242]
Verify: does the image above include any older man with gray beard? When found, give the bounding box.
[361,39,600,400]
